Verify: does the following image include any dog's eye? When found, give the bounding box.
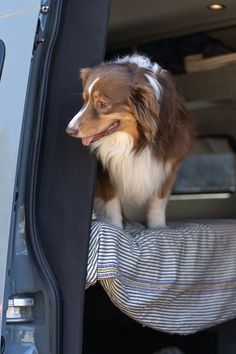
[97,100,108,109]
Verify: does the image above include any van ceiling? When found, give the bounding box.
[108,0,236,48]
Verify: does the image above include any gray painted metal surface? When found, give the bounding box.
[0,0,40,337]
[173,138,236,193]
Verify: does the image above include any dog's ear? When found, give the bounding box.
[129,84,160,143]
[80,68,91,86]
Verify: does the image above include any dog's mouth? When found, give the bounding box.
[81,120,120,146]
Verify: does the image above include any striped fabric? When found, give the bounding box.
[86,220,236,335]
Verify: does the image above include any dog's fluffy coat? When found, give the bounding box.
[66,55,194,228]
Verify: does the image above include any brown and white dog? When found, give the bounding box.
[66,55,194,228]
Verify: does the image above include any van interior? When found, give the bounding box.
[83,1,236,353]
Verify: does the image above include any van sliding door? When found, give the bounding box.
[29,1,110,353]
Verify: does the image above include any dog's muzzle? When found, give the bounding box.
[66,125,79,137]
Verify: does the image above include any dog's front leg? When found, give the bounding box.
[147,195,167,228]
[147,170,177,228]
[95,164,123,228]
[94,195,123,228]
[103,196,123,228]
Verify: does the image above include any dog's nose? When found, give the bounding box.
[66,125,79,136]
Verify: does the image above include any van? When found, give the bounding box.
[1,1,236,353]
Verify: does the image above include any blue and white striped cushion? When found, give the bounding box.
[86,221,236,335]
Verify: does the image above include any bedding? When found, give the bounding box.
[86,220,236,334]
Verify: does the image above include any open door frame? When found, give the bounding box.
[26,1,111,353]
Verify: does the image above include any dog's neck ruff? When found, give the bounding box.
[92,132,172,206]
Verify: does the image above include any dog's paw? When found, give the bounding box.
[107,218,123,229]
[147,219,166,228]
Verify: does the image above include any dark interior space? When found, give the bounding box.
[83,285,219,354]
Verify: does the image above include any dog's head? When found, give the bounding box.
[66,56,164,148]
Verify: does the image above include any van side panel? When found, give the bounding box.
[0,1,40,336]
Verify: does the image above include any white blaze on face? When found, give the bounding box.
[67,77,100,129]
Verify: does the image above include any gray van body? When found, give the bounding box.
[0,0,40,336]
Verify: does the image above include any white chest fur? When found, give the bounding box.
[93,132,171,221]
